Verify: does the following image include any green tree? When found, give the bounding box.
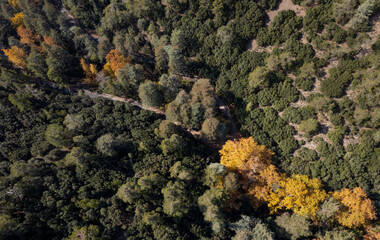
[45,124,72,148]
[275,213,312,240]
[166,102,181,123]
[44,44,78,84]
[230,215,274,240]
[159,74,182,102]
[96,133,121,157]
[66,225,100,240]
[170,28,185,50]
[198,187,227,233]
[201,117,226,143]
[158,120,179,139]
[138,80,163,107]
[63,114,85,131]
[161,134,186,157]
[162,181,191,218]
[26,50,47,79]
[170,162,193,181]
[319,229,356,240]
[248,67,269,90]
[346,0,376,30]
[298,119,319,138]
[166,45,186,74]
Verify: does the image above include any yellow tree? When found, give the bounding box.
[80,58,98,86]
[104,49,131,77]
[219,137,274,208]
[10,12,24,28]
[332,187,376,228]
[266,174,327,217]
[219,137,273,176]
[8,0,19,7]
[248,164,283,204]
[2,46,28,69]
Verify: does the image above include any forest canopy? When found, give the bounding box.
[0,0,379,239]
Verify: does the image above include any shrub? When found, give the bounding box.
[321,71,353,98]
[298,147,318,162]
[295,77,315,91]
[278,137,299,155]
[372,35,380,53]
[330,114,344,126]
[327,126,348,145]
[282,107,302,124]
[298,119,319,138]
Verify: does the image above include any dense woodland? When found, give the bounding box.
[0,0,379,239]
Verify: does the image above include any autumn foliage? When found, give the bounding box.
[219,137,376,227]
[332,187,376,228]
[2,46,28,69]
[80,58,98,86]
[17,26,41,47]
[220,137,273,175]
[104,50,131,77]
[43,36,55,45]
[8,0,19,7]
[266,174,327,216]
[10,12,24,28]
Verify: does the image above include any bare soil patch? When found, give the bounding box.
[247,0,306,52]
[266,0,306,26]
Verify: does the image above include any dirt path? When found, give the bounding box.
[80,88,240,147]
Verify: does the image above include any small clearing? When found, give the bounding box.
[248,0,306,52]
[266,0,306,26]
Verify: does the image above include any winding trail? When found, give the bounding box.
[59,7,241,145]
[80,88,239,147]
[40,78,240,148]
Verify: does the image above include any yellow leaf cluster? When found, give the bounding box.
[2,46,28,69]
[80,58,98,86]
[219,137,376,227]
[363,226,380,240]
[219,137,273,173]
[104,50,131,76]
[332,187,376,228]
[219,137,274,207]
[102,61,114,78]
[267,174,327,216]
[8,0,19,7]
[10,12,24,28]
[248,164,282,203]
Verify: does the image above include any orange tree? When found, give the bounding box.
[332,187,376,228]
[104,50,131,77]
[17,26,41,47]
